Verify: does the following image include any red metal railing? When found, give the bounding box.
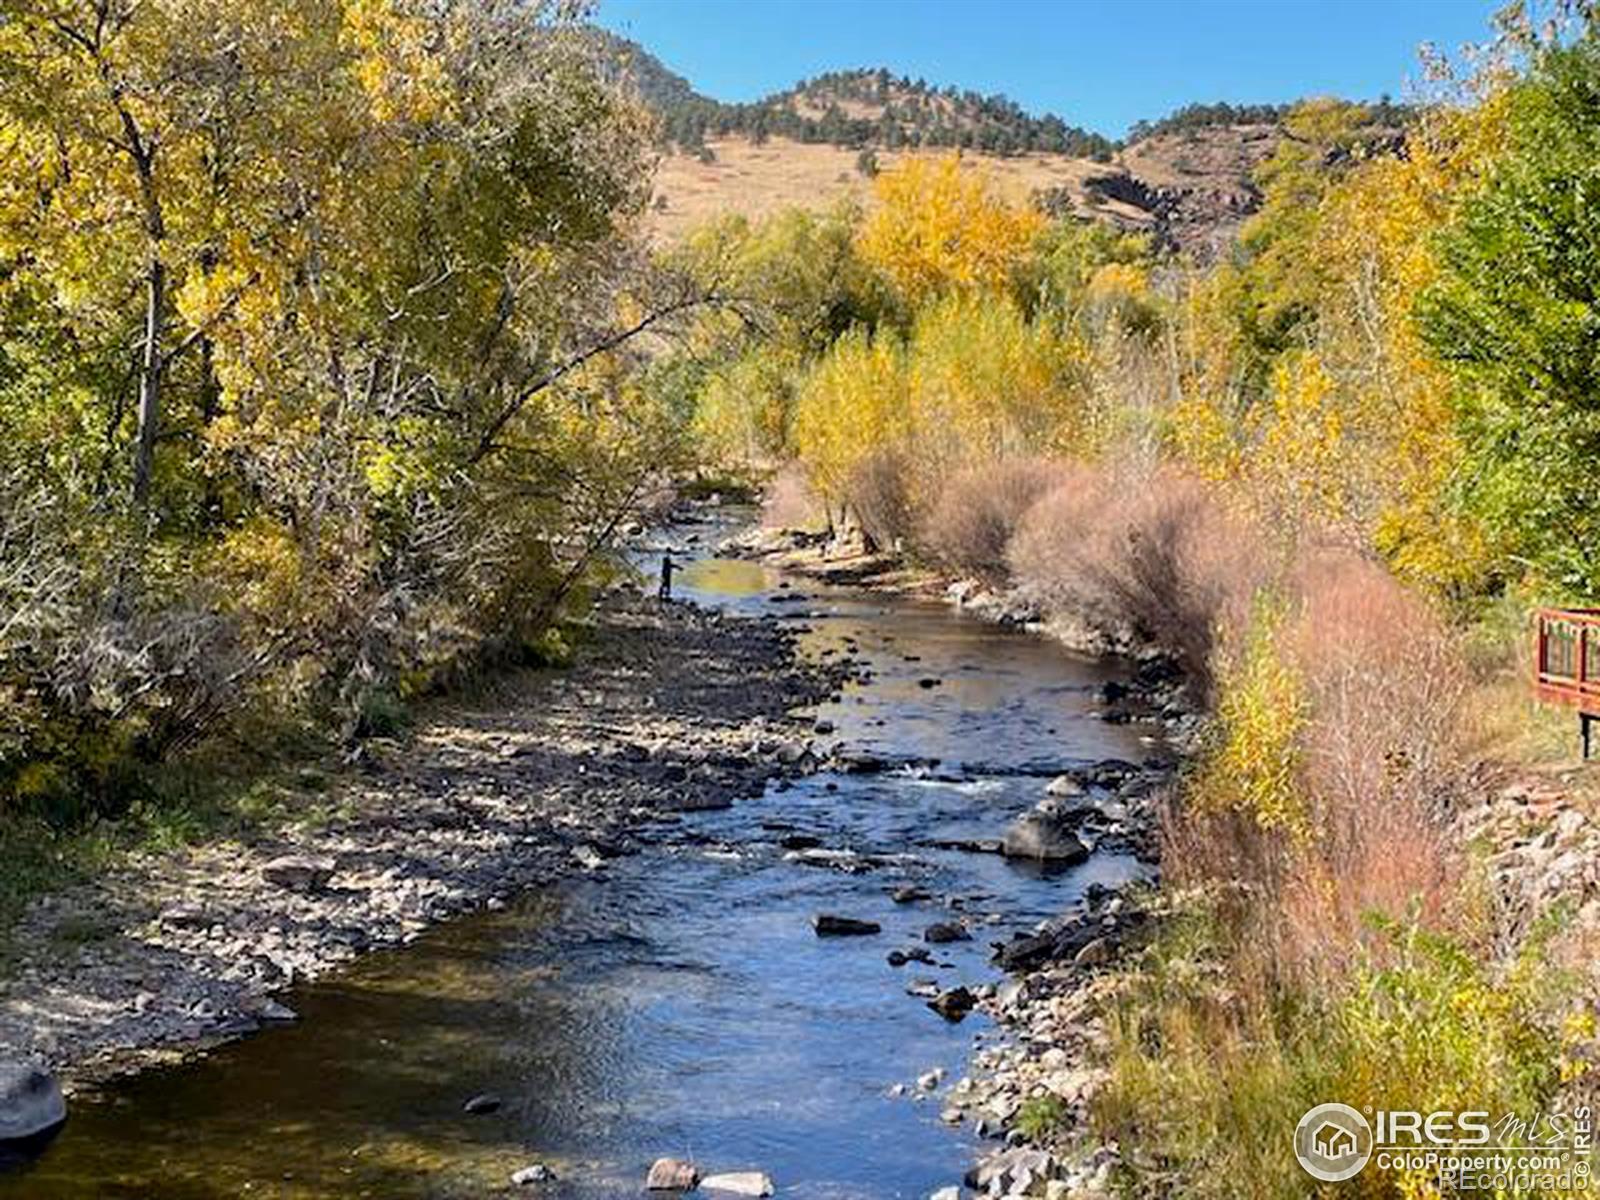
[1536,608,1600,713]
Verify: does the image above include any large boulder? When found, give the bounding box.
[1001,812,1089,864]
[0,1063,65,1143]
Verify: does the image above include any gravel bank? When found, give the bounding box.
[0,592,839,1090]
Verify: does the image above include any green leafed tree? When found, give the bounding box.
[1419,28,1600,595]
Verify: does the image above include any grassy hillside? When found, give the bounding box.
[596,33,1317,255]
[647,125,1281,258]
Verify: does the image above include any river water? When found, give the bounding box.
[1,546,1155,1199]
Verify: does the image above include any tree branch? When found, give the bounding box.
[466,290,722,465]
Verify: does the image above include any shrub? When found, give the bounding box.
[760,463,824,530]
[918,457,1065,581]
[1097,902,1574,1200]
[1009,468,1266,695]
[845,449,917,552]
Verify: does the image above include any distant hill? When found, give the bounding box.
[590,31,1405,259]
[591,34,1113,159]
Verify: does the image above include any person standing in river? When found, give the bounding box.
[659,551,678,601]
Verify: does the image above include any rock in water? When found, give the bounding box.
[1045,773,1086,798]
[257,999,299,1024]
[812,914,881,936]
[701,1171,776,1196]
[1000,813,1089,864]
[646,1157,700,1190]
[927,986,977,1021]
[511,1164,556,1185]
[260,854,336,893]
[0,1063,65,1143]
[462,1093,502,1115]
[923,922,970,944]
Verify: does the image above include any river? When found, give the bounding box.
[1,543,1156,1199]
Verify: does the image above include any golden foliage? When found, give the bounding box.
[856,154,1044,306]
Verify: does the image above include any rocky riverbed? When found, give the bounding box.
[0,592,844,1090]
[718,523,1197,1198]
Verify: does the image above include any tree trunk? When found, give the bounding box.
[199,335,223,524]
[131,255,165,505]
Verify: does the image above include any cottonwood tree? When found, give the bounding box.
[0,0,707,807]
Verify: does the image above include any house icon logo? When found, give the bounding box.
[1294,1102,1373,1181]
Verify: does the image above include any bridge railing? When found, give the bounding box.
[1536,609,1600,755]
[1536,608,1600,709]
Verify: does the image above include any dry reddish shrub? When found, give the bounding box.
[1160,548,1469,983]
[1008,468,1266,696]
[1276,549,1467,974]
[845,449,917,552]
[917,457,1066,582]
[760,463,822,529]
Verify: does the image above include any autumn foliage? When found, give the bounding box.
[0,1,688,815]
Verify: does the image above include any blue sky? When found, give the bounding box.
[596,0,1501,137]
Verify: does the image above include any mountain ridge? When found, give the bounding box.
[592,31,1404,258]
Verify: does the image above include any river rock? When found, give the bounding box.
[462,1092,502,1115]
[0,1063,65,1142]
[1073,936,1112,967]
[1045,774,1085,798]
[260,854,336,893]
[1000,814,1089,864]
[813,914,881,936]
[923,922,970,944]
[512,1164,556,1185]
[646,1157,700,1190]
[667,792,735,813]
[927,986,976,1021]
[257,999,299,1023]
[891,884,931,903]
[929,1188,961,1200]
[700,1171,775,1196]
[967,1147,1056,1192]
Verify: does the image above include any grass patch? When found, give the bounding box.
[0,713,341,967]
[1015,1094,1069,1142]
[1095,896,1582,1199]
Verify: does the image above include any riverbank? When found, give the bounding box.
[0,591,843,1091]
[720,521,1600,1199]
